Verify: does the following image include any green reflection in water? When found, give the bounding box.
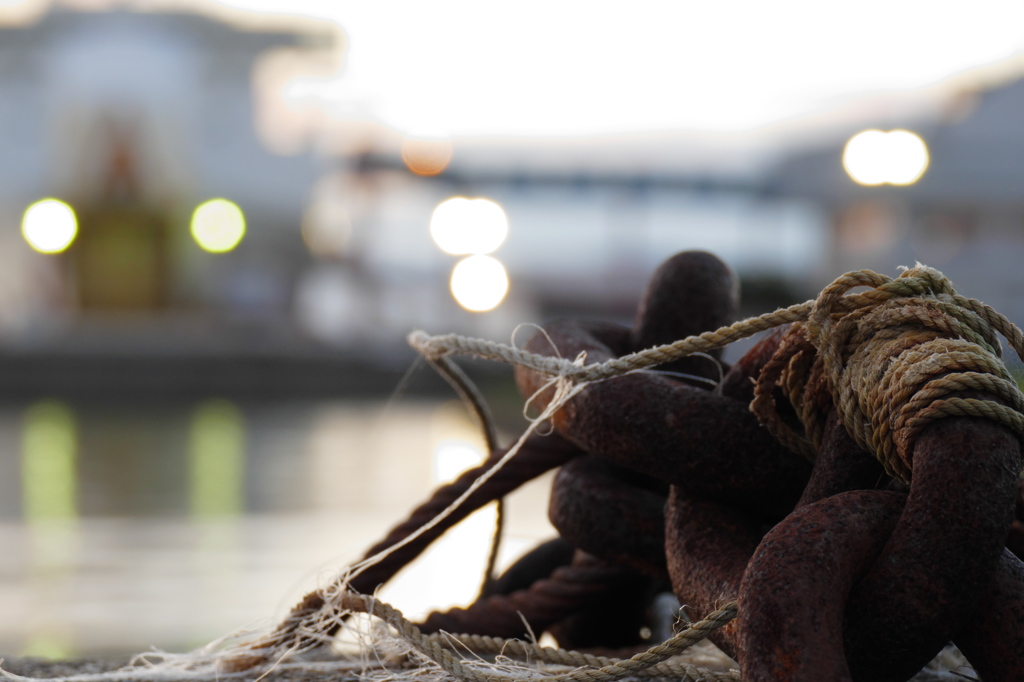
[188,399,245,519]
[21,634,72,660]
[22,401,77,523]
[21,400,78,658]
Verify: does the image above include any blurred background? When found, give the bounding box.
[2,0,1024,659]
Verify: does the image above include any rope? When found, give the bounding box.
[217,263,1022,682]
[410,264,1024,482]
[328,591,740,682]
[765,266,1024,481]
[409,304,811,385]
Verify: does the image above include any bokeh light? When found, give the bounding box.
[885,130,931,185]
[401,137,453,176]
[449,255,509,312]
[843,129,929,186]
[430,197,508,255]
[191,198,246,253]
[22,199,78,254]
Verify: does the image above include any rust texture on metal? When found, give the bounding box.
[1008,477,1024,560]
[954,549,1024,682]
[514,320,812,519]
[630,250,739,381]
[548,456,669,578]
[327,250,1024,681]
[842,399,1021,681]
[665,488,764,659]
[738,490,905,682]
[795,411,887,509]
[418,550,662,649]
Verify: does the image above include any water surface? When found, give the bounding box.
[0,397,555,657]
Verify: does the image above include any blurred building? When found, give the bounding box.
[0,8,329,327]
[3,5,1022,397]
[0,8,409,396]
[769,75,1024,328]
[0,5,831,363]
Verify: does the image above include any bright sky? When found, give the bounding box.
[212,0,1024,139]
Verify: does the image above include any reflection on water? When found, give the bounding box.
[20,401,80,658]
[23,402,78,525]
[0,397,555,657]
[188,400,245,520]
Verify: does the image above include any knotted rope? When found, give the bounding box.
[411,264,1024,483]
[752,266,1024,480]
[203,264,1023,682]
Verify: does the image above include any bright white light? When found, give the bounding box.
[191,199,246,253]
[432,440,484,483]
[843,129,929,186]
[450,255,509,312]
[843,130,889,186]
[885,130,931,185]
[430,197,508,255]
[22,199,77,254]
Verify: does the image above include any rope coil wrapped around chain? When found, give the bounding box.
[750,265,1024,482]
